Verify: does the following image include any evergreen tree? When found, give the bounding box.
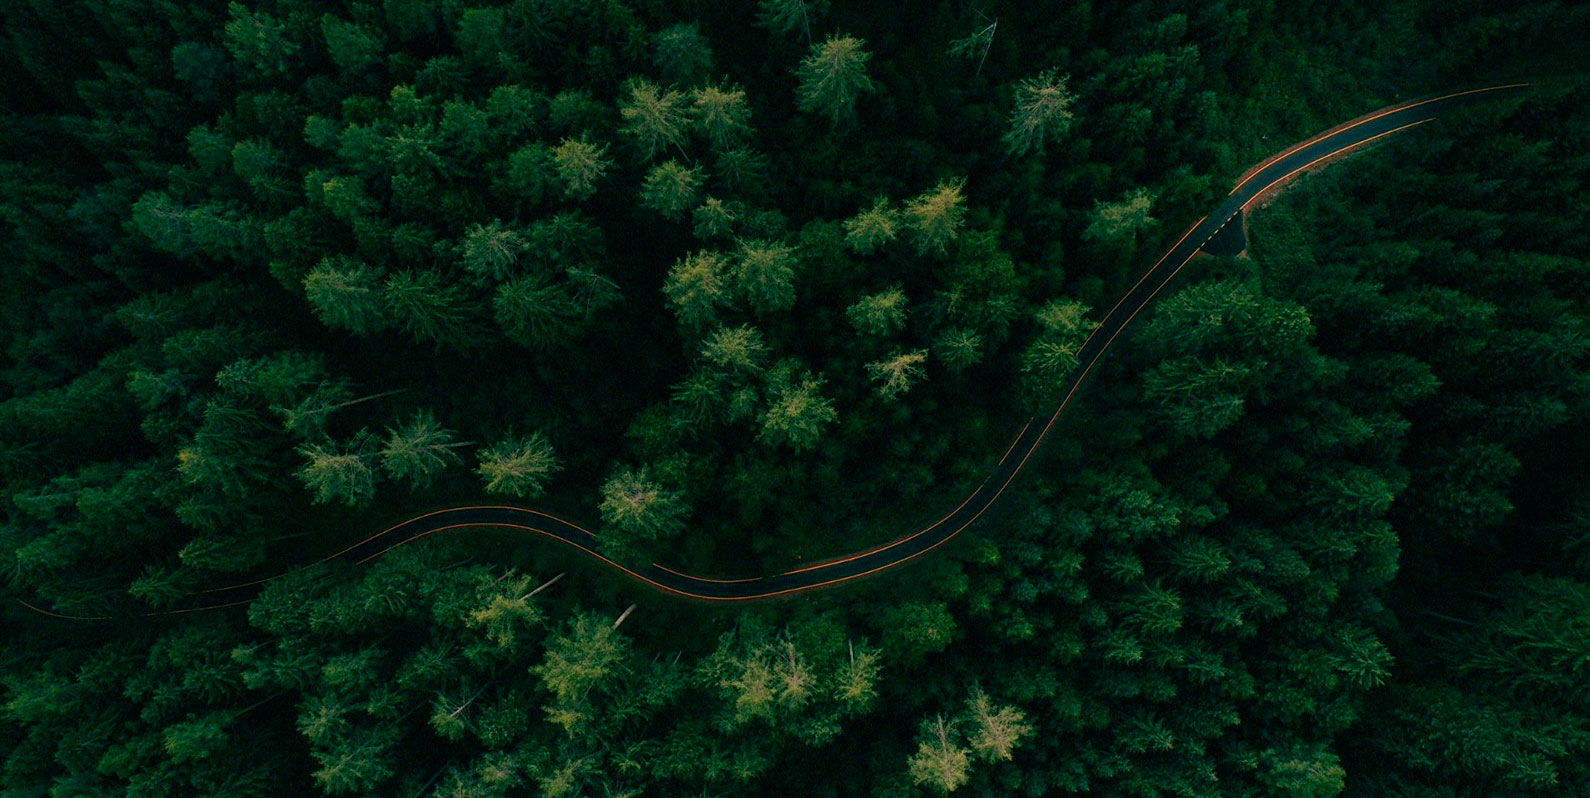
[639,160,703,221]
[934,328,983,372]
[321,14,384,73]
[550,137,612,201]
[297,432,378,506]
[690,83,753,151]
[843,197,900,255]
[733,239,798,314]
[380,410,466,489]
[756,0,829,41]
[458,221,526,284]
[908,716,971,793]
[847,287,909,335]
[663,250,730,329]
[692,196,742,240]
[493,274,581,349]
[653,23,714,86]
[866,349,928,401]
[618,78,689,161]
[759,363,836,452]
[476,432,560,499]
[964,688,1031,762]
[904,179,968,256]
[795,35,875,125]
[701,324,770,375]
[1085,188,1157,250]
[303,257,389,336]
[1003,69,1076,156]
[383,269,481,349]
[597,467,688,564]
[222,2,299,78]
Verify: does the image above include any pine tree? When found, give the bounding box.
[383,269,481,349]
[550,137,612,201]
[476,432,560,499]
[297,432,378,506]
[380,410,466,489]
[847,287,908,335]
[904,179,967,256]
[759,364,836,452]
[934,328,983,372]
[733,239,798,314]
[458,221,526,284]
[309,725,398,794]
[866,349,928,401]
[755,0,829,41]
[618,78,689,161]
[947,15,998,75]
[533,613,630,735]
[834,642,881,709]
[639,160,702,221]
[690,83,752,151]
[691,196,741,240]
[1084,188,1157,247]
[222,2,299,78]
[663,250,729,329]
[597,467,688,563]
[303,256,389,335]
[492,275,582,350]
[908,716,971,793]
[652,23,714,86]
[843,197,900,254]
[1003,69,1076,156]
[320,14,384,73]
[700,324,770,376]
[715,147,771,195]
[964,688,1031,762]
[795,35,875,125]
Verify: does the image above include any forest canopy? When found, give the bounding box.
[2,0,1589,796]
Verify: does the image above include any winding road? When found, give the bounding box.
[21,83,1530,617]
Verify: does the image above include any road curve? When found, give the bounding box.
[19,83,1530,618]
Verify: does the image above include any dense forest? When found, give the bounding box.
[3,0,1588,794]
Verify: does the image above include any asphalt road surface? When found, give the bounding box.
[21,83,1531,618]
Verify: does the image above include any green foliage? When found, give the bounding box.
[223,2,298,78]
[692,196,742,240]
[1003,69,1076,157]
[1085,187,1157,248]
[458,221,527,284]
[653,23,714,86]
[321,15,384,73]
[550,137,612,201]
[303,257,389,336]
[664,249,731,328]
[733,239,798,314]
[756,0,829,41]
[847,287,909,336]
[380,410,463,489]
[639,160,703,221]
[795,35,876,125]
[297,433,378,507]
[3,4,1587,798]
[619,78,689,161]
[477,432,560,499]
[904,179,967,257]
[691,84,753,151]
[866,349,928,401]
[383,269,481,350]
[758,363,837,452]
[843,197,900,255]
[597,466,688,563]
